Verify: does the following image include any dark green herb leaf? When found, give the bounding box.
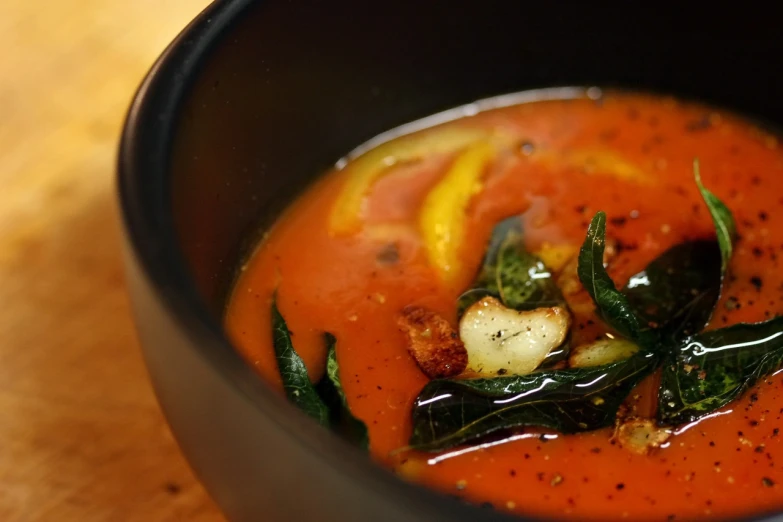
[456,288,496,318]
[539,342,571,369]
[410,351,659,451]
[654,162,743,425]
[495,239,564,311]
[271,299,330,425]
[457,216,565,317]
[658,317,783,426]
[623,240,721,345]
[577,212,655,349]
[694,158,736,278]
[317,333,370,449]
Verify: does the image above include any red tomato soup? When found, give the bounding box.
[225,91,783,521]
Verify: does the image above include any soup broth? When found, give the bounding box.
[225,91,783,520]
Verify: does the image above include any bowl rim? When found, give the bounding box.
[115,2,783,521]
[116,1,520,521]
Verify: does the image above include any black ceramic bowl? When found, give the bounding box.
[118,2,783,521]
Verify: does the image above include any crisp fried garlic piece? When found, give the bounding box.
[397,306,468,378]
[459,297,570,376]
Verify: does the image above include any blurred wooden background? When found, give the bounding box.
[0,1,225,520]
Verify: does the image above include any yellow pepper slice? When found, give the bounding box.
[531,148,649,182]
[419,140,496,283]
[329,126,487,236]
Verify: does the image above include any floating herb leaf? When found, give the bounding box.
[271,299,330,425]
[577,212,655,349]
[694,158,736,278]
[317,333,370,449]
[410,351,660,451]
[655,163,743,424]
[456,288,496,319]
[658,317,783,425]
[457,216,565,317]
[623,240,721,346]
[457,215,569,367]
[272,305,369,447]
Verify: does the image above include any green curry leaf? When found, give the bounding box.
[317,333,370,449]
[694,158,736,278]
[658,317,783,426]
[272,303,369,447]
[655,162,745,425]
[577,212,656,349]
[410,351,660,451]
[623,240,722,346]
[457,216,566,317]
[271,298,330,425]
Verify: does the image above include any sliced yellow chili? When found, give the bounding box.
[531,148,649,182]
[328,126,487,236]
[419,140,496,283]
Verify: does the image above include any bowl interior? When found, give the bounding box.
[167,2,783,316]
[122,1,783,520]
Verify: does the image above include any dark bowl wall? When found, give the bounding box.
[170,2,783,312]
[119,1,783,521]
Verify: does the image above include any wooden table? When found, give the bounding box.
[0,1,225,520]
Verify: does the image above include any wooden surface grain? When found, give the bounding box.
[0,1,225,520]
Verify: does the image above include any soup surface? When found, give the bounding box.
[225,90,783,521]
